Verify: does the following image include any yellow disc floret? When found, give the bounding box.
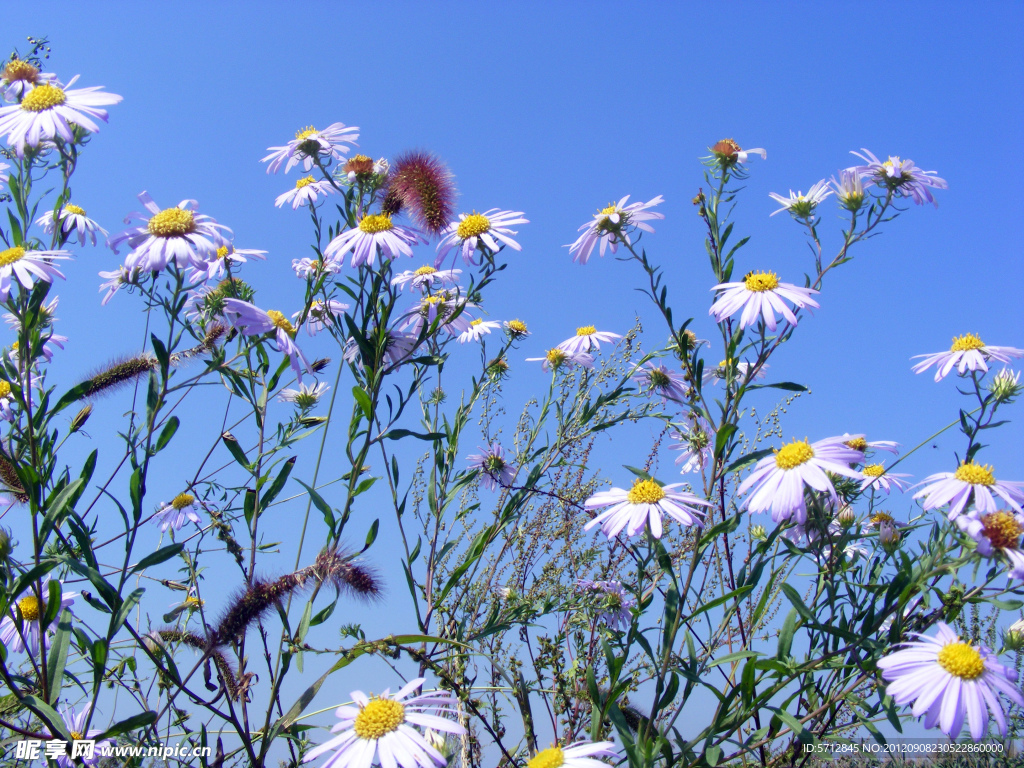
[954,462,996,486]
[456,213,491,239]
[950,333,985,352]
[936,642,985,680]
[64,204,86,216]
[870,511,895,526]
[545,349,567,368]
[294,126,318,140]
[528,747,565,768]
[171,493,195,510]
[2,59,39,83]
[576,325,596,337]
[414,266,437,276]
[359,214,393,234]
[353,698,406,740]
[627,478,666,505]
[0,381,11,399]
[0,246,26,267]
[295,176,315,189]
[844,437,868,452]
[16,596,40,621]
[216,246,230,260]
[470,319,484,327]
[507,319,528,335]
[863,464,886,478]
[148,208,196,237]
[267,310,295,335]
[743,271,780,292]
[20,83,65,112]
[774,439,814,470]
[981,511,1023,550]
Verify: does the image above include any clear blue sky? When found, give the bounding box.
[3,0,1023,753]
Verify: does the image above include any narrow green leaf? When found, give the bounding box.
[130,543,184,575]
[155,416,180,452]
[260,456,297,509]
[352,386,373,421]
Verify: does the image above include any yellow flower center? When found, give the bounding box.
[528,747,565,768]
[184,595,204,608]
[743,271,780,292]
[870,511,895,526]
[576,325,596,336]
[424,295,443,306]
[981,511,1023,550]
[844,437,868,452]
[17,596,40,621]
[0,246,26,267]
[295,175,315,189]
[414,266,437,276]
[627,478,666,505]
[545,349,567,367]
[713,139,742,157]
[470,319,483,326]
[774,439,814,470]
[599,204,619,216]
[65,204,86,216]
[950,333,985,352]
[352,698,406,740]
[171,493,195,510]
[216,246,230,260]
[70,731,84,741]
[0,381,10,398]
[267,310,295,335]
[148,208,196,237]
[359,214,393,234]
[954,462,996,486]
[507,319,528,335]
[2,59,39,83]
[456,213,491,239]
[294,126,318,140]
[863,464,886,478]
[936,642,985,680]
[20,83,66,112]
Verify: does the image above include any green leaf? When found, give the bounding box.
[40,478,84,543]
[243,488,257,527]
[130,543,184,574]
[297,480,336,532]
[780,583,814,622]
[708,650,762,668]
[705,745,722,766]
[352,386,373,421]
[383,429,445,441]
[20,696,69,739]
[155,416,180,452]
[725,448,773,475]
[713,423,737,460]
[776,608,798,660]
[94,710,158,741]
[364,519,379,548]
[260,456,297,509]
[221,431,251,471]
[112,588,145,632]
[45,609,73,705]
[746,382,808,392]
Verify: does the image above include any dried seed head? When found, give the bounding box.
[386,151,457,237]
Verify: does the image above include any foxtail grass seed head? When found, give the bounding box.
[77,354,158,400]
[386,151,456,236]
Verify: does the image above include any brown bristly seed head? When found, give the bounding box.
[77,354,159,400]
[202,323,227,350]
[311,357,331,373]
[387,151,457,237]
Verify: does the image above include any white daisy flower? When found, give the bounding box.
[525,742,618,768]
[709,271,820,332]
[527,348,593,372]
[584,477,712,539]
[154,493,203,532]
[0,161,10,185]
[0,58,56,102]
[302,678,466,768]
[701,359,768,387]
[344,329,419,370]
[391,266,461,292]
[458,318,501,344]
[860,463,911,494]
[36,203,108,246]
[108,192,230,273]
[275,175,336,210]
[0,580,76,655]
[294,299,349,337]
[436,209,528,266]
[768,180,833,218]
[466,442,517,491]
[292,257,341,280]
[911,333,1024,382]
[841,434,900,457]
[830,169,866,211]
[188,242,267,283]
[956,510,1024,581]
[262,123,359,175]
[0,244,69,301]
[567,195,664,265]
[632,361,688,404]
[223,298,313,383]
[0,378,17,422]
[324,213,423,269]
[401,292,474,338]
[504,319,530,339]
[556,325,621,356]
[737,436,864,524]
[670,414,714,475]
[0,75,121,155]
[913,462,1024,521]
[710,139,766,165]
[98,265,141,305]
[279,381,330,409]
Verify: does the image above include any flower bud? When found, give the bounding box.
[879,520,901,553]
[750,524,767,542]
[836,505,856,527]
[1003,627,1024,653]
[989,369,1022,405]
[70,404,92,433]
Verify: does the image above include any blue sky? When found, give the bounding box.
[3,0,1023,754]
